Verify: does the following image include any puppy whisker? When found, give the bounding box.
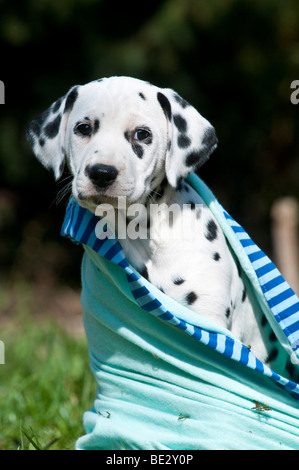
[53,175,73,206]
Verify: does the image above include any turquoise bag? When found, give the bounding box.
[61,174,299,450]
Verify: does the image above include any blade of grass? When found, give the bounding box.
[22,428,42,450]
[42,437,60,450]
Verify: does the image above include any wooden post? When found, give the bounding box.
[271,197,299,295]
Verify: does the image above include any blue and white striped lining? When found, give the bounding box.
[223,209,299,357]
[61,197,299,400]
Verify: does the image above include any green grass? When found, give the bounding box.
[0,307,95,450]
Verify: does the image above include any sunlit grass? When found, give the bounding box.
[0,295,94,450]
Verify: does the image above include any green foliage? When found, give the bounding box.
[0,305,94,450]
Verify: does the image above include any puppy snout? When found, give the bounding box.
[85,163,118,188]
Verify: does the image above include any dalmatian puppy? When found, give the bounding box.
[26,76,279,364]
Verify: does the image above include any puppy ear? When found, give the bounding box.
[26,85,80,180]
[157,89,218,188]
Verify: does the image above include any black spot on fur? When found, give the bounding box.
[185,128,217,169]
[173,92,190,108]
[202,126,218,149]
[265,346,278,363]
[177,134,191,149]
[64,86,79,113]
[205,219,218,241]
[269,330,277,342]
[173,276,185,285]
[158,286,165,293]
[44,113,62,139]
[52,96,63,113]
[225,307,231,318]
[140,265,149,280]
[139,92,146,100]
[236,259,242,277]
[185,291,198,305]
[186,201,201,219]
[261,314,267,327]
[132,143,144,159]
[93,119,100,134]
[39,137,45,147]
[27,108,51,142]
[26,108,52,147]
[173,114,191,149]
[173,114,187,133]
[213,252,221,261]
[157,92,172,120]
[242,288,247,302]
[185,150,202,167]
[124,131,144,158]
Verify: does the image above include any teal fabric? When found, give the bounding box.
[61,174,299,450]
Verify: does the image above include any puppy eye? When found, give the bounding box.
[75,123,92,136]
[134,128,151,141]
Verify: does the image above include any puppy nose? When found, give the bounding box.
[85,163,118,188]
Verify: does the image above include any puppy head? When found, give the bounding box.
[26,77,217,211]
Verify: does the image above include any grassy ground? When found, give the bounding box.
[0,283,95,450]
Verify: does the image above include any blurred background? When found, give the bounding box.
[0,0,298,450]
[0,0,299,324]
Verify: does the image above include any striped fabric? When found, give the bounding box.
[223,209,299,357]
[61,193,299,401]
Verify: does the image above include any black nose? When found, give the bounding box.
[85,163,118,188]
